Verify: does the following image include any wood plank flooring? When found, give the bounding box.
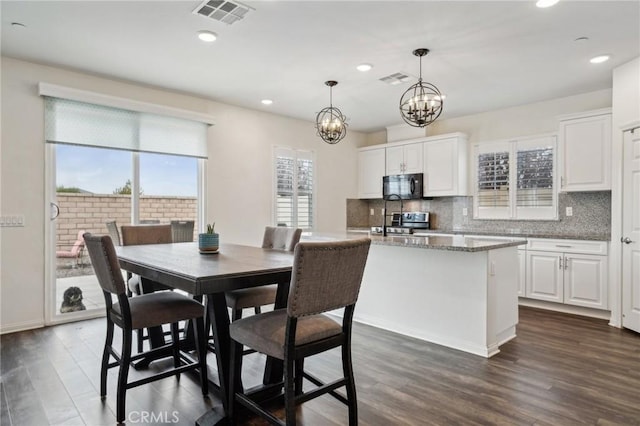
[1,307,639,425]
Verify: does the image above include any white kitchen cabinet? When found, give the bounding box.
[358,147,386,199]
[525,239,608,310]
[558,108,611,192]
[527,251,564,303]
[517,248,526,297]
[423,133,468,196]
[386,143,422,175]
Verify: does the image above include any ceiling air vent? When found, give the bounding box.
[379,72,412,86]
[193,0,254,25]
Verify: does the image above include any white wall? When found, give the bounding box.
[0,57,365,333]
[429,89,612,143]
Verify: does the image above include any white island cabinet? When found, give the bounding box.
[308,233,525,358]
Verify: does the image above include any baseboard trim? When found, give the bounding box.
[519,298,611,321]
[0,319,45,335]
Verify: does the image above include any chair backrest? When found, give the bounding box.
[262,226,302,252]
[121,224,172,246]
[106,220,122,246]
[171,220,195,243]
[83,233,127,296]
[287,238,371,318]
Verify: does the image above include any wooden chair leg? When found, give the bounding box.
[136,329,144,353]
[342,342,357,426]
[284,355,296,426]
[254,306,262,315]
[117,328,133,424]
[294,359,304,396]
[170,323,181,379]
[100,318,114,398]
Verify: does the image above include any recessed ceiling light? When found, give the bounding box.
[197,30,217,42]
[261,99,273,105]
[536,0,559,8]
[356,63,373,72]
[590,55,610,64]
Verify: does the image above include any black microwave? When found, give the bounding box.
[382,173,423,200]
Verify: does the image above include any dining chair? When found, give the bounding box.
[83,234,208,424]
[225,226,302,321]
[105,220,122,246]
[228,238,371,426]
[171,220,195,243]
[121,224,174,352]
[56,229,87,267]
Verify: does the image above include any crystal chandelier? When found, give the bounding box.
[315,80,347,144]
[399,48,443,127]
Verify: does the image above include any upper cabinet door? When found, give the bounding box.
[423,135,468,196]
[358,148,386,199]
[559,111,611,192]
[385,144,423,175]
[385,145,405,175]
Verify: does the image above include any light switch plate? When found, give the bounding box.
[0,215,25,227]
[462,208,468,216]
[566,207,573,217]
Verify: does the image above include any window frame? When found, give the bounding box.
[473,134,558,221]
[272,146,316,230]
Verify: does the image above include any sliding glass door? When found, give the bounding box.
[46,145,202,324]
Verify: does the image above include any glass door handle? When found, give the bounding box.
[50,202,59,220]
[621,237,633,244]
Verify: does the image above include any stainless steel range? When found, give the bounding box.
[371,212,430,234]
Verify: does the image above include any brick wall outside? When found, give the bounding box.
[56,193,197,247]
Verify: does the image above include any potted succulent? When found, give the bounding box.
[198,222,219,254]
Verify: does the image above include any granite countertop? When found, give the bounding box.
[346,227,610,242]
[303,232,527,253]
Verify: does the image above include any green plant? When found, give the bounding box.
[206,222,216,234]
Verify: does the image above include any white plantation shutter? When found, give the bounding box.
[515,136,557,219]
[475,142,511,219]
[274,147,315,230]
[474,136,557,220]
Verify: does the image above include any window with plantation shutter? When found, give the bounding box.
[474,135,557,220]
[274,147,315,230]
[477,151,510,208]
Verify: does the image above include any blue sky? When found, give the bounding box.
[56,144,197,196]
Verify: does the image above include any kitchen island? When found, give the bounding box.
[304,232,526,357]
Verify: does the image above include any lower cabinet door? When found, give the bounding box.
[564,253,608,309]
[518,249,526,297]
[527,251,563,302]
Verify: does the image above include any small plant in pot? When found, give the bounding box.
[199,222,219,254]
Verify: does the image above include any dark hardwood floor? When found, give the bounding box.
[1,307,639,425]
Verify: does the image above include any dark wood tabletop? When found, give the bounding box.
[116,241,294,295]
[115,241,294,426]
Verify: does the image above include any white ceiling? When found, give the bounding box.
[1,1,639,132]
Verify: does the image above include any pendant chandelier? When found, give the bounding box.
[399,48,443,127]
[315,80,347,144]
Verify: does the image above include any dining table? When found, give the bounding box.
[116,241,295,426]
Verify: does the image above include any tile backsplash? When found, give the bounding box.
[347,191,611,236]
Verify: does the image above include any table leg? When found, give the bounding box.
[207,292,231,414]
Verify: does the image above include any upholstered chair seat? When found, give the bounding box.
[230,310,342,359]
